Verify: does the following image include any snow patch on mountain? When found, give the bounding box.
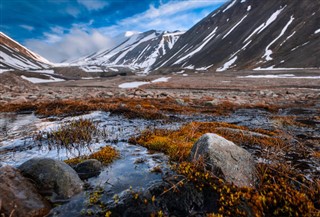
[174,27,218,65]
[263,15,294,61]
[223,0,237,13]
[217,56,238,72]
[244,7,285,43]
[223,14,248,39]
[280,31,296,46]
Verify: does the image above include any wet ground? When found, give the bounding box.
[0,106,319,216]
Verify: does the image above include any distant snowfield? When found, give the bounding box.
[254,67,319,71]
[118,81,150,89]
[119,77,171,88]
[0,69,13,73]
[21,75,65,83]
[240,74,320,79]
[30,69,55,74]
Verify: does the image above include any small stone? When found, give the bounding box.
[175,98,186,106]
[74,159,102,180]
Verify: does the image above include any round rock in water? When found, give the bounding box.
[74,159,102,180]
[190,133,256,187]
[18,158,83,200]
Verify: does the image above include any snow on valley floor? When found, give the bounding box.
[21,75,65,83]
[119,77,171,88]
[240,74,320,79]
[118,81,150,89]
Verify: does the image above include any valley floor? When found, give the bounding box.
[0,70,319,216]
[1,70,320,107]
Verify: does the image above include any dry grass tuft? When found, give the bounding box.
[34,119,99,156]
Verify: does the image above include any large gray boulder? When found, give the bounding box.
[0,166,51,217]
[190,133,256,187]
[18,158,83,200]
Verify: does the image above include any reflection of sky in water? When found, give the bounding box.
[89,142,170,194]
[0,113,40,143]
[0,111,173,200]
[0,111,174,167]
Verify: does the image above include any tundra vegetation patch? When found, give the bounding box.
[130,121,320,216]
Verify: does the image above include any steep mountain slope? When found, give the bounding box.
[77,30,184,72]
[0,32,52,72]
[153,0,320,71]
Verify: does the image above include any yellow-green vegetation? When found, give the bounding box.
[64,146,119,165]
[34,119,99,156]
[130,121,320,216]
[88,187,104,205]
[129,122,285,161]
[177,161,320,217]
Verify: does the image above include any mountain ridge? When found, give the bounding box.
[153,0,320,71]
[0,32,52,72]
[75,30,184,73]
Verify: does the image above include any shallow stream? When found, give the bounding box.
[0,108,319,216]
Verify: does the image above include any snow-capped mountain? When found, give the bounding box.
[153,0,320,71]
[0,32,52,72]
[76,30,184,72]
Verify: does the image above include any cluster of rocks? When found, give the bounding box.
[1,83,319,108]
[0,158,102,217]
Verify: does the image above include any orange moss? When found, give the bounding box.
[0,97,292,118]
[272,115,309,127]
[312,151,320,158]
[65,146,119,165]
[130,122,285,162]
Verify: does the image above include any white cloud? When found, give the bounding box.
[20,25,34,31]
[25,28,116,62]
[100,0,227,35]
[65,6,81,17]
[25,0,227,62]
[77,0,109,11]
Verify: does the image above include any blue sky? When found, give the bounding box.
[1,0,227,62]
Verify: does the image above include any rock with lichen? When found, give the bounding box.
[190,133,256,187]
